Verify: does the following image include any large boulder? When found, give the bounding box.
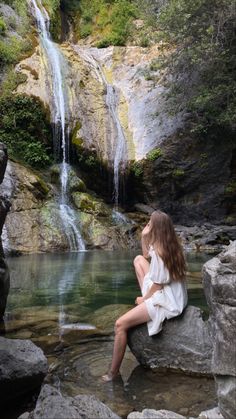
[203,241,236,419]
[128,305,212,375]
[0,337,48,403]
[18,384,120,419]
[0,143,10,319]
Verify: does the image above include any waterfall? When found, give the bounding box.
[30,0,85,251]
[75,47,127,208]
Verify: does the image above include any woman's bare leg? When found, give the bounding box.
[102,302,151,381]
[133,255,150,290]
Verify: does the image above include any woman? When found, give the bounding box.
[102,210,188,382]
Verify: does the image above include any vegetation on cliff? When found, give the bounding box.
[0,95,53,167]
[0,0,33,67]
[158,0,236,136]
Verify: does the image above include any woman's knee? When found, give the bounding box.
[115,317,126,334]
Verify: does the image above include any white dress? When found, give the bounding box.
[142,246,188,336]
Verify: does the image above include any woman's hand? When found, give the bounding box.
[141,221,151,236]
[135,296,144,305]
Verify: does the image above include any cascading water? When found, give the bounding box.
[75,47,127,208]
[30,0,85,251]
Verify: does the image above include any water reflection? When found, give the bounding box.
[3,250,216,417]
[6,250,210,316]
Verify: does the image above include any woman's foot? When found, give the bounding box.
[101,370,120,382]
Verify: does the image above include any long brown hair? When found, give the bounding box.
[142,210,186,281]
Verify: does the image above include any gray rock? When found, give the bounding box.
[127,409,186,419]
[203,241,236,376]
[198,406,224,418]
[216,376,236,419]
[128,306,212,375]
[203,241,236,419]
[0,337,48,402]
[134,203,155,215]
[18,384,120,419]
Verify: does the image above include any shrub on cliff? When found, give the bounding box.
[76,0,138,46]
[0,95,53,168]
[158,0,236,135]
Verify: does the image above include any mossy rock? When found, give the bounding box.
[50,164,61,184]
[50,164,86,193]
[72,192,111,218]
[68,171,86,194]
[72,192,96,213]
[32,175,49,198]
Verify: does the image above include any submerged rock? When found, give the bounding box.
[203,241,236,419]
[0,337,48,403]
[128,306,212,375]
[18,384,120,419]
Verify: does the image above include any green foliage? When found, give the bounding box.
[41,0,61,40]
[0,36,27,65]
[225,180,236,195]
[84,155,99,168]
[42,0,60,16]
[158,0,236,135]
[0,95,53,168]
[150,58,164,72]
[146,147,163,161]
[172,168,185,177]
[130,161,143,177]
[0,69,27,97]
[77,0,138,46]
[0,17,7,34]
[80,23,93,38]
[139,35,149,47]
[0,1,33,68]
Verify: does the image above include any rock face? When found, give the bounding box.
[128,306,212,375]
[0,337,48,403]
[0,143,10,319]
[19,384,120,419]
[129,134,236,225]
[203,241,236,419]
[0,160,137,254]
[15,41,236,224]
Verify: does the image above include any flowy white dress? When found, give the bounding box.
[142,246,188,336]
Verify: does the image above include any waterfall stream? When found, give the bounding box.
[30,0,85,251]
[75,47,128,208]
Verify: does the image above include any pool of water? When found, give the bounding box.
[2,250,217,418]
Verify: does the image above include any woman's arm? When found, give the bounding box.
[135,283,163,305]
[141,222,151,258]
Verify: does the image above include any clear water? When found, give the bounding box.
[2,250,216,417]
[5,250,209,313]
